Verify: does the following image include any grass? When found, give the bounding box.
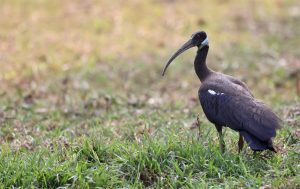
[0,0,299,188]
[0,132,299,188]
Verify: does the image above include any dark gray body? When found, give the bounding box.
[199,72,281,151]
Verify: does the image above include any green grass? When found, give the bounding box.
[0,105,299,188]
[0,132,299,188]
[0,0,300,188]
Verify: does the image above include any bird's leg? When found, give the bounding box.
[196,115,201,141]
[253,151,258,157]
[238,133,244,153]
[215,125,225,153]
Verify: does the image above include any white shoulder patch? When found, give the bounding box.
[208,89,217,95]
[208,89,224,96]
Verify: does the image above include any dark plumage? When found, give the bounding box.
[162,31,281,152]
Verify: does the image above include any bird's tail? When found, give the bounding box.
[240,131,276,152]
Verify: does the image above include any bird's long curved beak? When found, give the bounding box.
[162,39,195,76]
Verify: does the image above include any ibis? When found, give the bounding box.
[162,31,281,152]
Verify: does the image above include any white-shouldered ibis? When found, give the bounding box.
[162,31,282,153]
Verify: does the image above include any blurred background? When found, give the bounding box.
[0,0,299,150]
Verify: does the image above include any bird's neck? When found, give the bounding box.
[194,46,212,82]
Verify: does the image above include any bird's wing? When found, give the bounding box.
[199,86,281,141]
[225,75,254,97]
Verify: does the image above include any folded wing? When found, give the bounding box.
[199,86,281,142]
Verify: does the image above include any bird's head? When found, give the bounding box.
[190,31,208,47]
[162,31,209,76]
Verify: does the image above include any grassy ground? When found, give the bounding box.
[0,0,299,188]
